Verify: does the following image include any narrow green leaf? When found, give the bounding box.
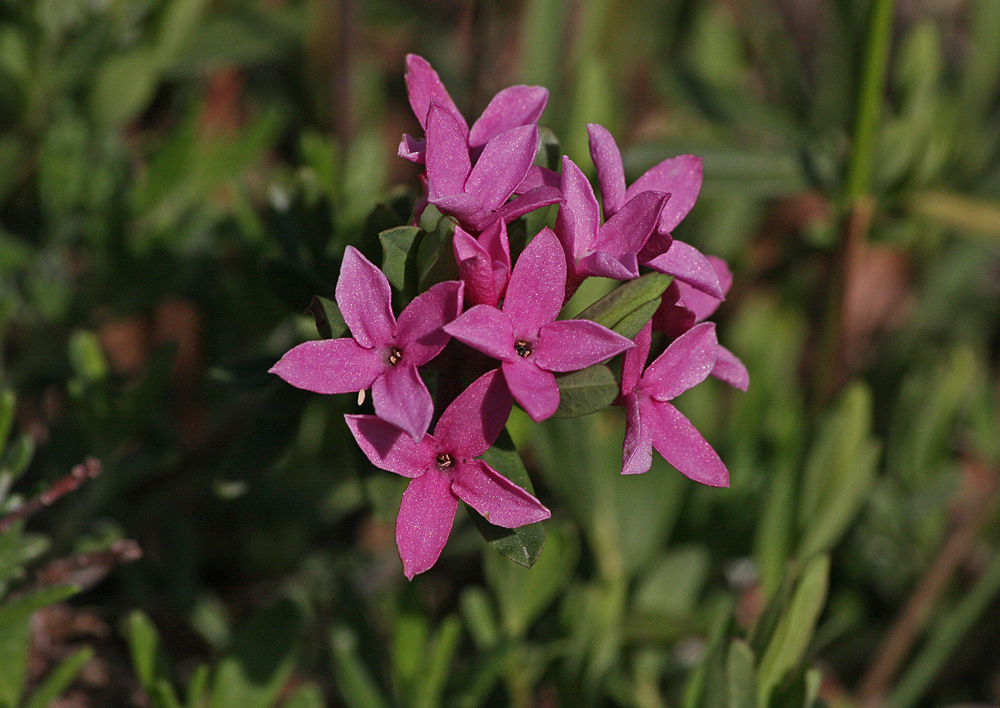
[330,626,390,708]
[471,430,546,567]
[24,646,94,708]
[379,226,423,294]
[575,272,672,331]
[126,610,162,694]
[683,603,733,708]
[414,615,461,708]
[185,663,211,708]
[726,640,757,708]
[392,613,429,696]
[609,298,660,340]
[283,682,326,708]
[0,390,15,455]
[554,364,618,418]
[756,555,830,707]
[459,586,499,650]
[91,48,160,125]
[307,296,346,340]
[156,0,211,66]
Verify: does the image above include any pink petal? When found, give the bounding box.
[344,414,436,478]
[465,125,539,213]
[576,249,639,280]
[469,85,549,149]
[641,322,717,402]
[479,217,511,267]
[534,319,633,372]
[434,369,512,458]
[622,393,653,475]
[587,124,627,217]
[637,229,673,263]
[270,338,386,394]
[620,321,652,396]
[398,133,425,163]
[502,228,565,336]
[452,459,550,527]
[651,283,697,338]
[555,156,600,262]
[405,54,468,134]
[595,191,667,257]
[425,103,472,201]
[372,363,435,441]
[644,240,724,300]
[625,155,702,234]
[676,255,730,322]
[515,166,561,194]
[502,358,560,422]
[443,305,516,362]
[646,399,729,487]
[712,345,749,391]
[496,186,562,223]
[454,227,500,306]
[396,470,459,579]
[396,280,463,365]
[336,247,397,349]
[432,193,489,230]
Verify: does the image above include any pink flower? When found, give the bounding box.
[619,321,729,486]
[555,155,668,291]
[587,124,723,299]
[445,228,634,422]
[269,247,462,441]
[346,369,550,579]
[453,218,511,307]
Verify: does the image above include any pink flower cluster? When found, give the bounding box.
[270,55,748,578]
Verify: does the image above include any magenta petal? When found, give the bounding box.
[336,247,397,349]
[642,322,718,401]
[469,85,549,149]
[626,155,702,234]
[270,338,386,394]
[453,459,550,527]
[444,305,515,361]
[596,191,667,257]
[644,240,724,300]
[396,470,458,579]
[405,54,468,134]
[396,280,463,365]
[646,399,729,487]
[435,369,513,457]
[577,249,639,281]
[555,156,600,262]
[502,228,565,335]
[502,358,560,422]
[372,363,435,441]
[587,124,627,217]
[534,320,634,372]
[454,227,499,306]
[465,125,539,213]
[712,345,749,391]
[620,321,652,395]
[496,186,562,224]
[515,166,561,194]
[432,193,489,230]
[425,103,472,201]
[398,133,426,163]
[622,394,653,475]
[344,414,435,478]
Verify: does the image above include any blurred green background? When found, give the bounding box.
[1,0,1000,706]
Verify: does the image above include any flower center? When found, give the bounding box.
[514,340,532,358]
[436,453,454,470]
[387,347,403,366]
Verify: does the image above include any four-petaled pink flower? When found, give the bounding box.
[445,228,635,422]
[269,246,462,442]
[346,369,550,579]
[587,123,724,299]
[619,321,729,486]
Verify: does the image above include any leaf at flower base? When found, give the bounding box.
[307,296,346,340]
[469,429,546,568]
[379,225,422,294]
[554,364,619,418]
[575,272,673,332]
[537,126,561,172]
[610,298,661,340]
[417,216,460,293]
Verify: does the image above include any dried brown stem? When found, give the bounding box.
[0,457,102,534]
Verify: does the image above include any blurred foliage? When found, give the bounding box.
[0,0,999,706]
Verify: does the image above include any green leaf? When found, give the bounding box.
[756,555,829,707]
[0,391,14,456]
[283,682,326,708]
[413,615,461,708]
[634,545,711,618]
[330,626,390,708]
[574,272,672,332]
[379,226,423,294]
[609,297,660,339]
[24,646,94,708]
[726,640,757,708]
[683,603,733,708]
[307,296,346,340]
[459,586,499,650]
[155,0,211,66]
[392,613,428,697]
[126,610,162,694]
[91,48,161,126]
[554,364,619,418]
[470,430,546,567]
[417,217,459,293]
